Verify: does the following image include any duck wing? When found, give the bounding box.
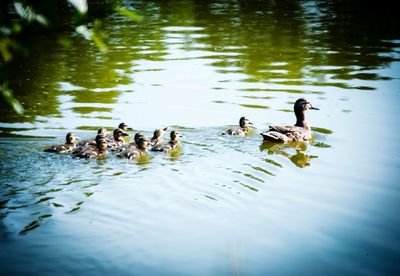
[267,125,311,141]
[44,143,74,153]
[261,131,290,143]
[269,125,301,133]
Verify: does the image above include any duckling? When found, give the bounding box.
[77,128,108,148]
[261,98,319,143]
[108,128,129,150]
[150,127,168,146]
[105,123,132,142]
[73,138,108,158]
[134,132,146,145]
[151,130,181,152]
[73,129,108,154]
[118,122,133,132]
[44,133,79,153]
[116,132,146,153]
[117,137,149,159]
[223,116,253,136]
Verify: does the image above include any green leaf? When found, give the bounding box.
[0,83,24,115]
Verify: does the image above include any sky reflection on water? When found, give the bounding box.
[1,0,400,275]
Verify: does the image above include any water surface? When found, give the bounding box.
[1,1,400,275]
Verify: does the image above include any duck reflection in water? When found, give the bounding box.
[260,140,318,168]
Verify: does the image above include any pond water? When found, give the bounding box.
[1,0,400,275]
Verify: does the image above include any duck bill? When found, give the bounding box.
[127,127,134,131]
[310,106,319,110]
[163,127,168,131]
[122,132,129,137]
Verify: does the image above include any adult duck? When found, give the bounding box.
[261,98,319,143]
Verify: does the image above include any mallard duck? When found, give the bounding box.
[73,138,108,158]
[223,116,253,136]
[150,127,168,146]
[118,122,133,132]
[77,128,108,147]
[151,130,181,152]
[108,128,129,150]
[44,133,79,153]
[261,98,319,142]
[116,132,146,153]
[104,123,132,141]
[73,128,108,154]
[117,137,149,159]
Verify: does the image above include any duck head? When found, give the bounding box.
[152,127,168,140]
[134,133,145,144]
[66,133,79,144]
[118,122,133,131]
[294,98,319,113]
[113,128,129,142]
[96,138,108,151]
[239,116,252,128]
[97,128,108,136]
[294,98,319,128]
[137,137,149,150]
[170,130,182,142]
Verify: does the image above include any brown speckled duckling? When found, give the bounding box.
[105,123,132,142]
[108,128,129,150]
[224,116,253,137]
[73,138,108,158]
[150,127,168,146]
[77,128,108,148]
[116,132,145,153]
[44,133,79,153]
[151,130,181,152]
[261,98,319,143]
[118,122,133,132]
[73,128,108,154]
[117,137,149,159]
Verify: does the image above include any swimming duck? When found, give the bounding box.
[150,127,168,146]
[116,132,146,153]
[118,122,133,132]
[73,128,108,154]
[105,123,132,142]
[151,130,181,152]
[44,133,79,153]
[223,116,253,136]
[108,128,129,150]
[260,98,319,143]
[117,137,149,159]
[77,128,108,148]
[73,138,108,158]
